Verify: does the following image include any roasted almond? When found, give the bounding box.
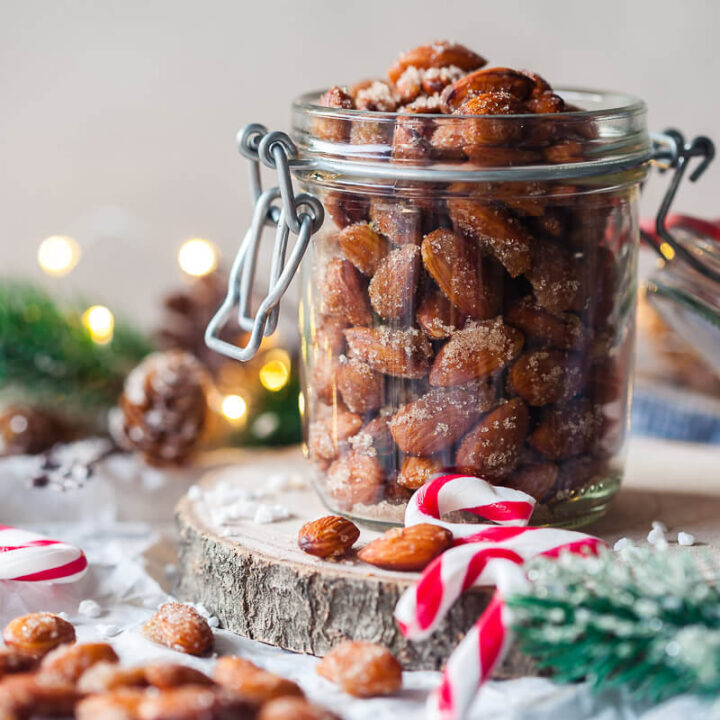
[40,642,119,683]
[429,320,524,387]
[320,258,372,326]
[344,326,433,379]
[0,673,78,718]
[447,197,533,277]
[441,67,535,111]
[526,91,565,114]
[324,191,369,230]
[137,685,255,720]
[462,145,542,166]
[308,411,364,464]
[311,352,339,406]
[143,664,213,689]
[526,240,583,313]
[317,641,402,697]
[314,86,354,143]
[508,349,585,406]
[421,228,501,320]
[337,357,384,414]
[326,450,385,508]
[358,523,453,571]
[416,289,466,340]
[260,697,341,720]
[214,656,303,704]
[391,115,435,163]
[338,223,389,276]
[459,92,526,147]
[502,462,558,501]
[76,689,146,720]
[353,80,399,112]
[506,296,588,351]
[298,516,360,558]
[347,416,394,457]
[430,120,468,161]
[389,384,493,455]
[0,648,37,677]
[369,198,423,246]
[368,245,421,320]
[3,613,75,658]
[387,41,486,85]
[142,602,214,657]
[77,662,147,694]
[455,398,529,478]
[397,455,443,490]
[529,399,601,459]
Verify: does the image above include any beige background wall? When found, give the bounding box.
[1,0,718,328]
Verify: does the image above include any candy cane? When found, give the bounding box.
[0,526,88,583]
[394,473,606,720]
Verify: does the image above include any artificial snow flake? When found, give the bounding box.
[678,532,695,546]
[78,599,102,618]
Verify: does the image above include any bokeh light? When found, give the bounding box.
[178,238,218,277]
[82,305,114,344]
[221,394,247,422]
[37,235,81,277]
[259,349,291,391]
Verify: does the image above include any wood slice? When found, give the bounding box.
[176,442,720,673]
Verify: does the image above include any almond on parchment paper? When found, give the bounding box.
[429,319,524,387]
[327,450,385,508]
[416,289,466,340]
[508,349,585,406]
[338,223,389,276]
[138,685,256,720]
[421,228,501,320]
[317,641,402,697]
[344,326,433,379]
[2,613,76,658]
[455,397,529,478]
[320,258,372,326]
[0,673,78,718]
[447,197,533,277]
[76,688,147,720]
[389,383,494,455]
[337,357,384,414]
[358,523,453,572]
[214,656,304,704]
[142,602,214,657]
[259,696,342,720]
[40,642,119,683]
[298,516,360,558]
[143,663,214,689]
[368,244,421,321]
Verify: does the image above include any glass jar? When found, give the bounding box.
[205,90,714,529]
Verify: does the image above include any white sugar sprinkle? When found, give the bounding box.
[253,504,291,524]
[677,531,695,546]
[78,599,102,618]
[651,520,668,532]
[613,537,631,552]
[647,527,668,549]
[96,623,123,638]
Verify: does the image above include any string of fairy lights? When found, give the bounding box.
[35,234,293,427]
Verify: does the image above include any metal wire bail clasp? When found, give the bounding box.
[205,124,324,362]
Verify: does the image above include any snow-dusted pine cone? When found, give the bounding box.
[0,405,69,456]
[111,350,209,466]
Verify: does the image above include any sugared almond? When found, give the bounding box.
[298,516,360,558]
[317,641,402,697]
[416,289,466,340]
[429,320,524,387]
[397,455,443,490]
[358,523,453,572]
[142,602,214,657]
[320,258,372,326]
[508,349,585,406]
[344,326,433,379]
[338,223,389,276]
[326,450,385,508]
[337,357,384,414]
[3,613,75,658]
[368,245,421,321]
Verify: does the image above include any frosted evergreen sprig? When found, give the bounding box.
[506,546,720,702]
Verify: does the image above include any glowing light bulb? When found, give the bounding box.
[221,394,247,422]
[37,236,81,276]
[259,349,291,391]
[82,305,114,344]
[298,392,305,416]
[178,238,218,277]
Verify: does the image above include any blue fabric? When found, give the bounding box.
[631,390,720,445]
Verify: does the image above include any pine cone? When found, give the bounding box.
[156,271,243,376]
[0,405,70,456]
[111,350,209,466]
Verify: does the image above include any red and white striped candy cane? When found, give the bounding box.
[0,526,88,583]
[395,473,606,720]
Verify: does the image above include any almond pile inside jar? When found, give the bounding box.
[304,41,633,526]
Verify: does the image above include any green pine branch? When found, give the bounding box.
[507,547,720,703]
[0,280,152,422]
